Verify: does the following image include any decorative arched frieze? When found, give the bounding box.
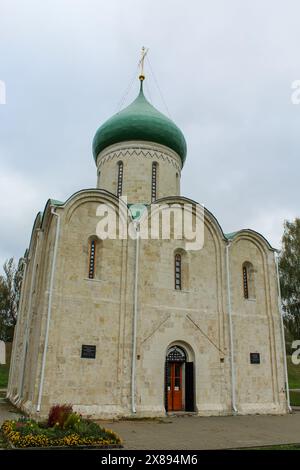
[97,143,182,175]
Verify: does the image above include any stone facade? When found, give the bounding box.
[7,138,288,419]
[96,141,181,203]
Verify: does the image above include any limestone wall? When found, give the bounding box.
[96,141,182,204]
[7,192,287,418]
[229,235,286,413]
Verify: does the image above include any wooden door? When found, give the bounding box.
[167,362,183,411]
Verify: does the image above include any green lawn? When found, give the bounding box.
[285,355,300,406]
[0,364,9,388]
[245,444,300,450]
[287,355,300,389]
[290,391,300,406]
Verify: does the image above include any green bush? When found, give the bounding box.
[1,416,122,448]
[73,419,90,434]
[63,412,81,430]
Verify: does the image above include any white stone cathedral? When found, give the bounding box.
[7,71,288,419]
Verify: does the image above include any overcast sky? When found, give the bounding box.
[1,0,300,269]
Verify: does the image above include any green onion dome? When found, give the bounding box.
[92,82,187,165]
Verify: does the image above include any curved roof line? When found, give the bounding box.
[50,188,121,208]
[26,211,42,256]
[154,196,275,251]
[34,192,275,253]
[41,188,127,227]
[225,228,275,251]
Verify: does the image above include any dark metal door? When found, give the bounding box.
[185,362,195,411]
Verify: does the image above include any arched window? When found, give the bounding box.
[151,162,158,202]
[175,253,182,290]
[242,262,256,299]
[88,239,97,279]
[117,161,123,197]
[166,345,186,362]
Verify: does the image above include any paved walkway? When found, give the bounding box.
[0,392,22,425]
[1,393,300,450]
[97,411,300,450]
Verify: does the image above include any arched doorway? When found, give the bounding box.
[165,345,195,412]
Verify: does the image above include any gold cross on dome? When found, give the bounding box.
[139,46,148,81]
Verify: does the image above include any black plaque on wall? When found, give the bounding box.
[81,345,96,359]
[250,352,260,364]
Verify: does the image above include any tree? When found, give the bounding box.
[279,218,300,344]
[0,257,25,341]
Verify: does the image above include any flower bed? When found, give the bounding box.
[1,405,122,448]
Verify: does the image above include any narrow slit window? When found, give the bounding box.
[89,240,96,279]
[242,262,256,300]
[243,265,248,299]
[117,161,123,197]
[175,253,182,290]
[176,172,179,193]
[151,162,157,202]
